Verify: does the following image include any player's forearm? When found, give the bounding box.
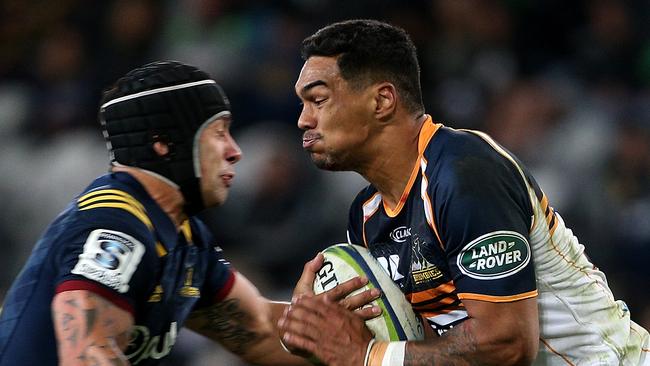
[58,342,130,366]
[243,330,312,366]
[187,298,308,365]
[52,290,133,365]
[187,297,264,355]
[242,301,312,365]
[370,320,535,366]
[186,273,310,365]
[268,300,291,330]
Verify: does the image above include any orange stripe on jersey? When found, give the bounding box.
[549,215,559,235]
[540,338,576,365]
[411,293,459,308]
[384,155,420,218]
[412,296,459,311]
[407,281,455,300]
[417,116,441,155]
[458,290,538,303]
[540,193,561,235]
[418,305,466,319]
[540,194,549,212]
[407,281,457,305]
[383,116,441,218]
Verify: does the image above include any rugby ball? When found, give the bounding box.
[313,243,424,341]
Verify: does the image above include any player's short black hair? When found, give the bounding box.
[301,19,424,114]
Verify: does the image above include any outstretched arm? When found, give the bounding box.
[187,255,380,365]
[185,272,308,365]
[52,290,134,366]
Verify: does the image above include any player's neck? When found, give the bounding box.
[361,114,426,209]
[112,165,188,229]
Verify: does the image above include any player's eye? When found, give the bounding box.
[314,98,327,106]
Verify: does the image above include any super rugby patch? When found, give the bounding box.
[457,231,530,280]
[72,229,145,293]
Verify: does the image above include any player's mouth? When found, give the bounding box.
[302,132,321,149]
[221,173,234,188]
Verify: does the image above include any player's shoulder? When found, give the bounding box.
[427,126,521,182]
[427,126,503,160]
[76,172,148,204]
[74,172,157,236]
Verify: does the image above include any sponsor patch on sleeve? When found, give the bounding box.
[457,231,531,280]
[71,229,146,293]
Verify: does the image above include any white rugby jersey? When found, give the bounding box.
[347,116,649,365]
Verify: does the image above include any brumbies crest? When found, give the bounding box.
[457,231,530,280]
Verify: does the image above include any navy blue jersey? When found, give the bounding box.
[348,117,538,335]
[0,172,234,365]
[347,117,650,364]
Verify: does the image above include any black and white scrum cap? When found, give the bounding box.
[99,61,231,214]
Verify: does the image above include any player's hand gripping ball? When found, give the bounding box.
[313,243,425,341]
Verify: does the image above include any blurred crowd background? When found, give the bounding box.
[0,0,649,364]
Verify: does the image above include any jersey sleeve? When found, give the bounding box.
[191,219,235,309]
[430,136,537,302]
[347,191,366,246]
[53,199,159,315]
[347,187,370,246]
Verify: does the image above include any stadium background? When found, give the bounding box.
[0,0,648,364]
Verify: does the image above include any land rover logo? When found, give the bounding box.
[457,231,530,279]
[389,226,411,243]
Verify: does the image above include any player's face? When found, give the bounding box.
[295,56,375,171]
[197,116,241,207]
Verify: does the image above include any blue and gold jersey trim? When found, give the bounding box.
[77,188,153,230]
[77,188,169,257]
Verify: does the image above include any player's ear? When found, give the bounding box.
[152,141,170,157]
[374,82,397,120]
[151,133,174,158]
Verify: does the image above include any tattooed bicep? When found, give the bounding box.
[186,299,260,355]
[52,290,133,364]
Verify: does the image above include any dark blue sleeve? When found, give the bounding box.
[430,135,537,301]
[191,219,235,308]
[54,208,158,314]
[347,190,367,246]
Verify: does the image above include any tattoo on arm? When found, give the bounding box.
[404,321,480,366]
[85,308,97,336]
[188,299,259,355]
[52,290,132,366]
